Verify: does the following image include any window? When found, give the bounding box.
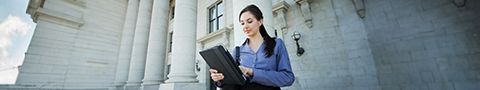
[168,32,173,52]
[169,6,175,20]
[208,1,224,33]
[169,0,175,20]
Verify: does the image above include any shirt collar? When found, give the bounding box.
[241,38,266,54]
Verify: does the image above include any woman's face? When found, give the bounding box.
[240,11,263,37]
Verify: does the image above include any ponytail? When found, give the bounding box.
[260,25,276,57]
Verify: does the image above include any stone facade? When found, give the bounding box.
[1,0,479,90]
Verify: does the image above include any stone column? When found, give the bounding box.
[233,0,273,45]
[125,0,152,89]
[113,0,139,88]
[164,0,198,83]
[141,0,169,89]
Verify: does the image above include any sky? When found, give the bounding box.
[0,0,36,84]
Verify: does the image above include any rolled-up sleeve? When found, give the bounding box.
[250,39,295,87]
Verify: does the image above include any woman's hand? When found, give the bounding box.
[209,69,224,82]
[239,66,253,77]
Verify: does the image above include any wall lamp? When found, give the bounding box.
[195,60,200,71]
[292,31,305,56]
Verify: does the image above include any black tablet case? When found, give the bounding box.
[199,45,246,85]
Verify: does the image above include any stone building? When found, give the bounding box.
[1,0,479,90]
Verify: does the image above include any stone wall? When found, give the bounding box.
[364,0,480,89]
[282,0,379,89]
[283,0,480,90]
[16,0,127,89]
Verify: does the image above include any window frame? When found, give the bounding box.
[208,1,224,34]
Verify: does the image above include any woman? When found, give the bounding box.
[209,5,295,90]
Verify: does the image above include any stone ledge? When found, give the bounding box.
[198,26,233,43]
[0,84,110,90]
[36,8,85,29]
[27,0,85,29]
[159,83,207,90]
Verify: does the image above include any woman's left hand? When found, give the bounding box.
[239,66,253,77]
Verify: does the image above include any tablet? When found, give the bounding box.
[199,45,246,85]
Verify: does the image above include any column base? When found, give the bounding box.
[108,86,124,90]
[124,85,140,90]
[142,80,161,85]
[159,83,206,90]
[164,74,198,83]
[107,87,118,90]
[125,81,142,86]
[141,84,160,90]
[114,81,126,86]
[125,82,142,90]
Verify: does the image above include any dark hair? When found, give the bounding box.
[240,5,276,57]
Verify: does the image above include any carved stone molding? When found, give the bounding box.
[352,0,366,18]
[36,8,85,29]
[27,0,85,29]
[273,0,289,31]
[27,0,45,22]
[453,0,466,7]
[296,0,312,28]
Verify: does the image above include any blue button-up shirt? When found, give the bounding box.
[232,38,295,87]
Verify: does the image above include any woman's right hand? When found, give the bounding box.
[209,69,224,82]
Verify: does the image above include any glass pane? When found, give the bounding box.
[168,32,173,52]
[209,7,216,20]
[209,20,215,33]
[213,19,218,32]
[170,7,175,19]
[218,16,224,29]
[217,2,224,15]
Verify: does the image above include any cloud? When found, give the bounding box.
[0,15,33,68]
[0,66,18,84]
[0,15,34,84]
